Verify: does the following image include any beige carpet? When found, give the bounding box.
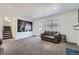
[0,36,66,55]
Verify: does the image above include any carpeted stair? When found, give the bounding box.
[3,26,13,40]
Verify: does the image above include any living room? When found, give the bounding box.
[0,3,79,55]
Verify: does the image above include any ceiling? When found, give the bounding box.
[0,3,79,19]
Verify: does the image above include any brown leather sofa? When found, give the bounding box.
[41,31,61,44]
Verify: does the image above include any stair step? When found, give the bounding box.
[3,32,11,34]
[3,33,11,35]
[3,31,11,32]
[4,36,12,38]
[3,34,12,35]
[3,36,12,38]
[3,34,11,35]
[4,32,11,33]
[3,36,11,37]
[3,37,13,39]
[3,36,12,37]
[3,35,12,36]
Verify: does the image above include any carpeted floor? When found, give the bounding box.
[0,36,79,55]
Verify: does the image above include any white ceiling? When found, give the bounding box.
[0,3,79,19]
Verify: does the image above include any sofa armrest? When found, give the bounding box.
[55,35,61,40]
[40,33,45,36]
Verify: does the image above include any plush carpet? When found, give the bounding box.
[0,36,79,55]
[1,37,66,55]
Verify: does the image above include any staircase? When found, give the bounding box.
[3,26,13,40]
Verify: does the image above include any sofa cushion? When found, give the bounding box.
[53,31,57,35]
[48,32,53,36]
[44,31,60,36]
[44,36,54,39]
[44,31,53,36]
[54,32,59,36]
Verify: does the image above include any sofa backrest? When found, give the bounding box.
[44,31,59,36]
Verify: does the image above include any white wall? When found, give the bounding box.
[11,16,33,40]
[33,18,61,35]
[3,17,12,26]
[53,10,78,44]
[3,20,11,26]
[33,10,79,45]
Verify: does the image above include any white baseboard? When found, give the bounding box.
[67,40,78,45]
[76,43,79,46]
